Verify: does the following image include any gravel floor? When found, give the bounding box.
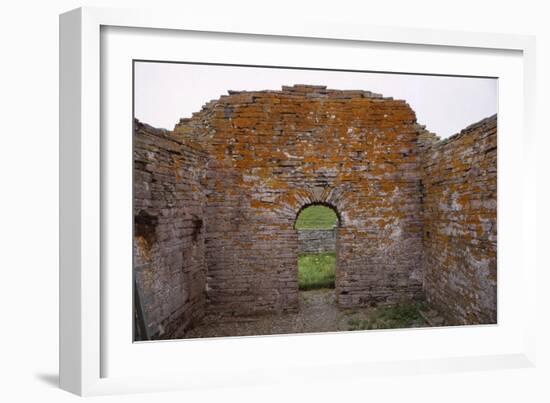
[183,289,388,339]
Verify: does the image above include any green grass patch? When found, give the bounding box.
[298,252,336,290]
[295,205,338,230]
[347,301,428,331]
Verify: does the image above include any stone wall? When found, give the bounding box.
[133,121,208,339]
[298,229,336,254]
[420,115,497,325]
[133,84,498,336]
[173,85,426,313]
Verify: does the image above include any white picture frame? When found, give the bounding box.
[59,6,537,396]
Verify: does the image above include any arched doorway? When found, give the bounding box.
[294,203,340,305]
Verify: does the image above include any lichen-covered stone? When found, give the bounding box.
[420,115,497,325]
[133,85,497,338]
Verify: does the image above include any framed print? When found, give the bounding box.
[59,7,537,396]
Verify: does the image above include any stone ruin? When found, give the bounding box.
[133,85,497,340]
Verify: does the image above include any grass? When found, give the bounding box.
[347,301,428,331]
[298,252,336,290]
[295,205,338,230]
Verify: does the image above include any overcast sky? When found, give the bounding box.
[134,61,497,139]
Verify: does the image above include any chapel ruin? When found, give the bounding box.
[133,85,497,340]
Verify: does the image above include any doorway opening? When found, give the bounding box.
[294,203,339,291]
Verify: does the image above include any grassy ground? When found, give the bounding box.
[298,252,336,290]
[347,301,428,330]
[295,205,338,229]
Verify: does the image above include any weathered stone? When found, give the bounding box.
[134,121,208,340]
[420,115,497,325]
[298,229,336,254]
[133,85,498,339]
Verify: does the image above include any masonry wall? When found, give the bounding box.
[174,85,426,314]
[134,85,498,332]
[298,229,336,254]
[420,116,497,325]
[133,121,208,339]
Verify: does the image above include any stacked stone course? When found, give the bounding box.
[174,85,426,314]
[133,85,497,339]
[298,229,336,254]
[420,115,497,325]
[134,121,208,339]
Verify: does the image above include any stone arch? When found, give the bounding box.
[271,185,349,231]
[293,201,342,230]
